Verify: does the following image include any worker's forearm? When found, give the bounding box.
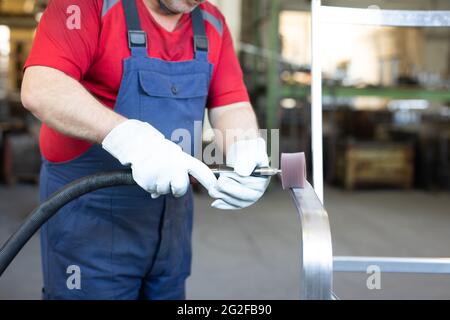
[21,66,126,143]
[209,102,260,154]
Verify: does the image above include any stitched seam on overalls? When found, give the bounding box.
[115,60,131,110]
[138,70,143,120]
[145,196,167,278]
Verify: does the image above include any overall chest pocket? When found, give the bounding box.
[138,70,209,100]
[137,70,209,153]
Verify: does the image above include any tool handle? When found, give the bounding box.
[210,165,280,177]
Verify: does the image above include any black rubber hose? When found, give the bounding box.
[0,171,135,277]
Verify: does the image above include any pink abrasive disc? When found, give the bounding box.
[281,153,307,190]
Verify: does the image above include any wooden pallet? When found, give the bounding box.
[337,141,414,190]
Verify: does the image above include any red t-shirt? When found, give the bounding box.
[25,0,249,163]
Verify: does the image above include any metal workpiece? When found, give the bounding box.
[334,257,450,274]
[288,182,450,299]
[287,179,450,299]
[308,1,450,299]
[290,183,333,300]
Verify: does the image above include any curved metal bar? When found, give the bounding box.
[290,183,333,300]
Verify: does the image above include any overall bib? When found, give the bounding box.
[39,0,213,300]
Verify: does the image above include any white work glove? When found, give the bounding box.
[102,120,217,198]
[209,137,270,210]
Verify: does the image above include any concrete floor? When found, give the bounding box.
[0,181,449,300]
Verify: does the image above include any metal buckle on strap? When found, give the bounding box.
[128,31,147,48]
[194,35,208,52]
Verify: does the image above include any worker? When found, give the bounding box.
[21,0,270,300]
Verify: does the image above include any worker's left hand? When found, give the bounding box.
[209,138,270,210]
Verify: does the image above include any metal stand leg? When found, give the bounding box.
[290,183,333,300]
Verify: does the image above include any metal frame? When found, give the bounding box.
[266,0,281,132]
[334,257,450,274]
[290,182,450,299]
[300,3,450,299]
[320,7,450,27]
[311,0,324,203]
[310,1,450,203]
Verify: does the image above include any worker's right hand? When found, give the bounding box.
[102,120,217,198]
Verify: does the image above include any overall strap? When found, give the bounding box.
[122,0,147,55]
[191,7,209,61]
[123,1,209,59]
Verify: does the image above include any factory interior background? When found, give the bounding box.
[0,0,449,300]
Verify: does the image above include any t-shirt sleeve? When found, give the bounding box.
[207,20,250,109]
[24,0,102,80]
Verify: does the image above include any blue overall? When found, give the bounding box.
[39,0,213,300]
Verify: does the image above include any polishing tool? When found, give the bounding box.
[210,152,307,190]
